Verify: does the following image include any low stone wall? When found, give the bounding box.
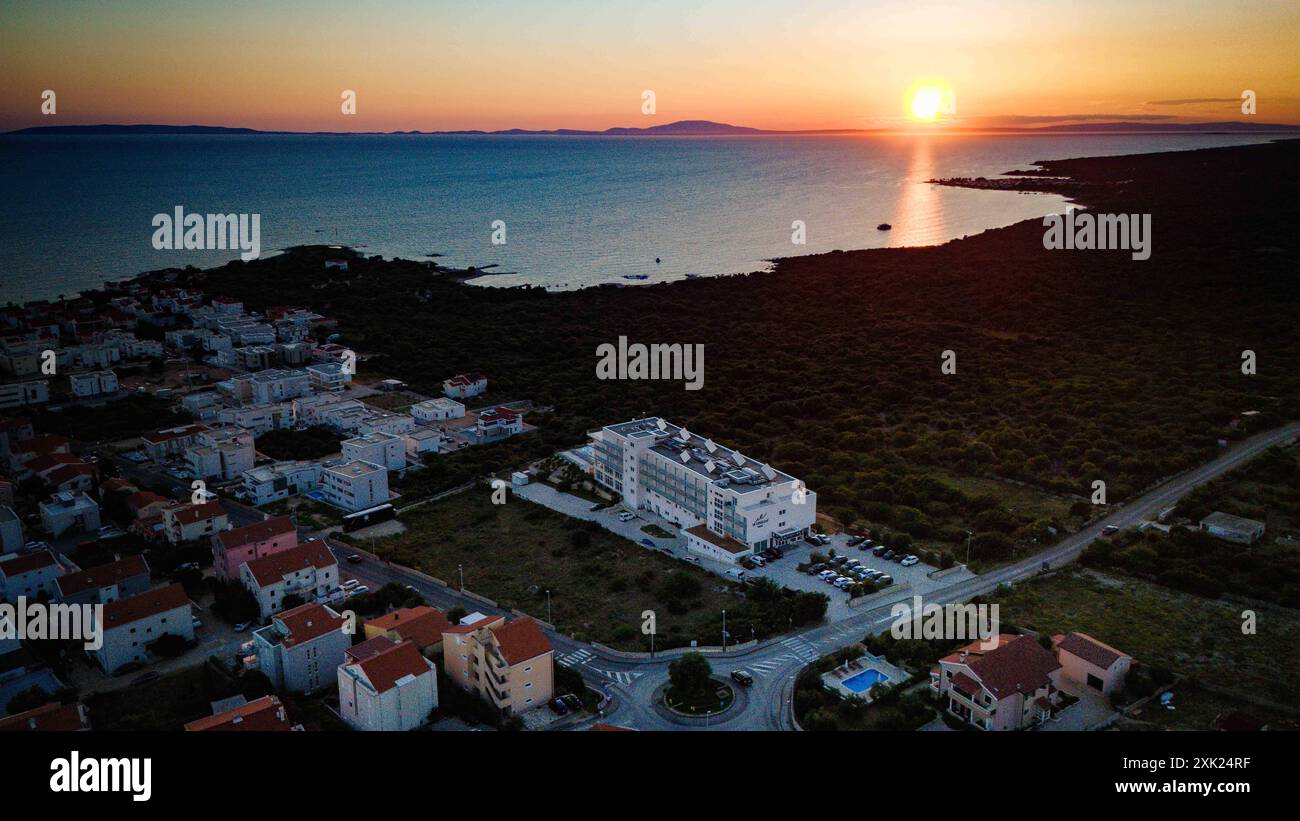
[591,639,758,661]
[847,582,913,609]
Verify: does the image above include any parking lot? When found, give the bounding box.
[745,534,977,622]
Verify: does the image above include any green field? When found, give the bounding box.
[365,488,746,650]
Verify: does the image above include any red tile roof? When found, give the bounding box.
[44,463,97,487]
[242,540,335,588]
[442,612,505,635]
[0,549,58,577]
[126,491,172,512]
[352,640,432,694]
[367,606,450,648]
[216,515,295,549]
[960,635,1061,699]
[0,702,90,732]
[56,554,149,597]
[275,603,344,647]
[184,696,293,732]
[168,500,227,525]
[1055,632,1127,670]
[100,583,190,629]
[345,636,399,663]
[488,616,553,666]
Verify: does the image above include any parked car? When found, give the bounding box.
[860,539,875,550]
[832,556,848,566]
[882,550,896,560]
[191,616,203,629]
[730,670,754,686]
[350,585,370,596]
[1102,525,1120,537]
[901,555,920,567]
[346,554,364,564]
[561,693,582,710]
[805,536,822,546]
[877,575,894,586]
[639,539,656,548]
[846,536,865,547]
[872,545,888,556]
[684,556,701,565]
[234,622,250,633]
[617,511,635,522]
[750,555,766,567]
[891,552,906,562]
[548,697,569,715]
[341,579,360,589]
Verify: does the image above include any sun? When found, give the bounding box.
[910,87,944,121]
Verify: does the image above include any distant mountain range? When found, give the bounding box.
[7,119,1300,136]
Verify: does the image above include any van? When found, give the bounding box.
[724,568,747,582]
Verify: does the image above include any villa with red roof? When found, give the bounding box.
[88,583,194,674]
[184,695,299,732]
[212,515,299,579]
[930,634,1064,731]
[252,602,351,693]
[337,637,438,731]
[442,371,487,399]
[239,539,338,620]
[0,549,63,599]
[442,613,554,715]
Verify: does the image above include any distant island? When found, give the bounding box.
[8,119,1300,137]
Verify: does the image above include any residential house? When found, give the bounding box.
[184,694,298,731]
[337,637,438,731]
[89,583,193,674]
[475,406,524,440]
[186,426,256,481]
[212,515,298,580]
[161,500,229,544]
[411,397,464,423]
[69,370,119,399]
[239,540,339,621]
[0,701,91,732]
[442,372,487,399]
[253,602,351,693]
[55,554,151,605]
[929,635,1064,731]
[39,491,101,538]
[241,461,323,506]
[1200,512,1266,545]
[342,431,406,472]
[141,424,211,461]
[363,606,450,657]
[306,361,351,393]
[0,550,63,600]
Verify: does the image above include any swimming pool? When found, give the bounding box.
[841,668,890,694]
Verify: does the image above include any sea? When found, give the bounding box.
[0,132,1280,304]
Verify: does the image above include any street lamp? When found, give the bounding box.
[965,531,974,566]
[545,589,551,624]
[722,609,727,653]
[458,564,464,590]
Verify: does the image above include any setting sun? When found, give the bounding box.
[910,87,943,120]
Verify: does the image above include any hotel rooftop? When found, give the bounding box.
[600,418,795,492]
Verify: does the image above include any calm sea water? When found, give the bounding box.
[0,133,1278,303]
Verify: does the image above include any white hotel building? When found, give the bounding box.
[590,418,817,561]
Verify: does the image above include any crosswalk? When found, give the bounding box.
[557,647,643,685]
[779,635,820,663]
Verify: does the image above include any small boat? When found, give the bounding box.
[877,223,892,231]
[623,274,650,280]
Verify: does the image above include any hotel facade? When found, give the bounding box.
[590,418,816,556]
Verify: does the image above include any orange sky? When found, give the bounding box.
[2,1,1298,132]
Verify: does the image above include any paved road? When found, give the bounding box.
[316,423,1299,731]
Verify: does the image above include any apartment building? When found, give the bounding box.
[929,635,1064,731]
[306,361,351,393]
[239,539,339,621]
[342,431,407,472]
[241,460,323,506]
[590,418,817,556]
[69,370,119,399]
[337,637,439,731]
[54,554,151,605]
[211,515,299,579]
[186,426,256,481]
[0,506,22,553]
[89,583,193,674]
[363,606,450,656]
[217,401,293,436]
[161,500,229,544]
[442,614,554,716]
[253,602,351,693]
[319,460,389,512]
[0,379,49,410]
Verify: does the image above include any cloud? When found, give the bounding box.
[1146,98,1240,106]
[965,114,1175,124]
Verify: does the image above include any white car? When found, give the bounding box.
[750,555,766,567]
[349,585,370,596]
[900,555,920,567]
[617,511,635,522]
[817,570,837,581]
[341,579,360,590]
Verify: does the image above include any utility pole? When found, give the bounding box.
[458,563,464,590]
[545,589,551,624]
[965,530,974,566]
[722,609,727,653]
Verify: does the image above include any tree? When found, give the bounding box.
[668,652,713,698]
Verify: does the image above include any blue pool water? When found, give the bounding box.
[842,668,890,694]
